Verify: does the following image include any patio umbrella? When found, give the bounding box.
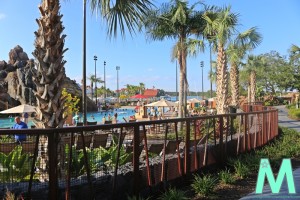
[187,98,201,103]
[0,104,36,114]
[130,94,148,99]
[145,98,176,107]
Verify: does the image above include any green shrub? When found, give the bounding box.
[288,108,300,120]
[159,187,188,200]
[219,169,235,185]
[232,159,250,179]
[0,146,32,182]
[191,174,217,197]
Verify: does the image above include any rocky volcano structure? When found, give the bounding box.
[0,45,97,112]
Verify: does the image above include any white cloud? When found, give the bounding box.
[147,68,153,72]
[0,13,6,20]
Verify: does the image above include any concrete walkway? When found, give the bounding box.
[241,105,300,199]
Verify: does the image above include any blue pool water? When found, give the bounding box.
[0,108,135,128]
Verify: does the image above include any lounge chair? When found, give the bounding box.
[91,133,108,148]
[148,143,164,155]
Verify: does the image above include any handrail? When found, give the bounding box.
[0,104,278,199]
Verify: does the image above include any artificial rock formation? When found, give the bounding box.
[0,45,97,112]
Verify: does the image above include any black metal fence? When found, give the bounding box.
[0,104,278,199]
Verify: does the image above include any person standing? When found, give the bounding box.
[23,112,29,124]
[12,116,28,143]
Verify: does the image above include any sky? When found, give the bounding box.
[0,0,299,93]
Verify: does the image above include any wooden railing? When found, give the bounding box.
[0,104,278,199]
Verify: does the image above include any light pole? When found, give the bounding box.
[176,60,178,101]
[209,42,213,98]
[103,61,106,110]
[94,55,98,105]
[104,61,106,99]
[200,61,204,100]
[116,66,120,103]
[82,0,87,125]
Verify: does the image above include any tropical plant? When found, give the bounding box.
[231,159,250,179]
[144,0,206,118]
[159,187,188,200]
[203,6,239,114]
[227,27,262,107]
[191,173,218,197]
[87,74,104,101]
[0,146,32,182]
[61,88,80,117]
[31,0,153,185]
[219,168,235,185]
[98,136,132,169]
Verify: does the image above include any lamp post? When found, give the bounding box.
[209,42,213,98]
[82,0,87,125]
[176,60,178,101]
[94,55,98,105]
[103,61,106,110]
[116,66,120,103]
[200,61,204,100]
[104,61,106,99]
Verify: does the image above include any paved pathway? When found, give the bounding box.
[241,105,300,199]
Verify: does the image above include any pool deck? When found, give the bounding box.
[241,105,300,199]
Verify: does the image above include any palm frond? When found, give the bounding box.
[90,0,154,38]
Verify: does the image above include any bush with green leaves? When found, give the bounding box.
[288,108,300,120]
[0,146,32,182]
[191,174,218,197]
[219,169,235,185]
[159,187,188,200]
[231,159,250,179]
[65,136,132,177]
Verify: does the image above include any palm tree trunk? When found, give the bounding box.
[32,0,67,180]
[230,63,239,107]
[216,44,228,114]
[178,50,184,119]
[247,82,251,103]
[182,49,187,117]
[250,70,256,103]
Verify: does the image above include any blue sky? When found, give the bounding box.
[0,0,299,92]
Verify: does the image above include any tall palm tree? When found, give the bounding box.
[31,0,154,193]
[227,27,262,107]
[243,55,265,103]
[88,74,103,101]
[144,0,205,118]
[139,82,145,94]
[32,0,153,129]
[203,6,239,114]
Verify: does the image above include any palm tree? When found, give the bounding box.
[144,0,205,118]
[88,74,103,101]
[203,6,239,114]
[32,0,153,129]
[227,27,262,107]
[242,55,265,103]
[139,82,145,94]
[31,0,153,194]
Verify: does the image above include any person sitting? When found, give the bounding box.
[12,116,28,143]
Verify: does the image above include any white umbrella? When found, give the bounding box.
[187,98,201,103]
[145,98,176,107]
[0,104,36,114]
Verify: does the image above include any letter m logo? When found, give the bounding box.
[256,158,295,194]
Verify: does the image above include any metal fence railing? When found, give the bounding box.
[0,104,278,199]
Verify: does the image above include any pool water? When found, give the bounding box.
[0,108,135,128]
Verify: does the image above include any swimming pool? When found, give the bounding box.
[0,108,135,128]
